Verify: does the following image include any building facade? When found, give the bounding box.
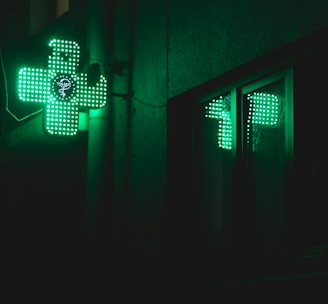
[1,0,328,292]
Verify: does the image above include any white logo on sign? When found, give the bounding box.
[57,77,71,97]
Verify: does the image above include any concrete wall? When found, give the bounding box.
[108,0,167,257]
[2,0,328,271]
[1,0,328,292]
[129,0,167,256]
[119,0,328,256]
[168,0,328,97]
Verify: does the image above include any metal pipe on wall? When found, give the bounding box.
[86,0,111,243]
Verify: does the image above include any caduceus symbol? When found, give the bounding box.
[57,77,71,97]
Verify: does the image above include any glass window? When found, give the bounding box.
[204,93,232,150]
[193,91,234,248]
[194,68,293,255]
[245,83,284,152]
[241,75,292,255]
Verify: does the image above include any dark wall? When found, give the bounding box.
[0,134,88,281]
[124,0,328,256]
[168,0,328,97]
[2,1,328,288]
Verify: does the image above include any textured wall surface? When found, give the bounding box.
[168,0,328,97]
[131,0,167,255]
[122,0,328,255]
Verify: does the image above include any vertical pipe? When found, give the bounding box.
[86,0,110,243]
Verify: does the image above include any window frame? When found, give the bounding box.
[192,66,294,255]
[240,68,294,160]
[197,66,294,161]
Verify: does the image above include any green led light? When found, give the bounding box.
[205,95,232,150]
[17,38,107,136]
[247,92,279,145]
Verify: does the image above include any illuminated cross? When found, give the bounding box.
[17,38,107,136]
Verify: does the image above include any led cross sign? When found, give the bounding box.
[17,38,107,136]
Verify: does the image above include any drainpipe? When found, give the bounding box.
[86,0,111,243]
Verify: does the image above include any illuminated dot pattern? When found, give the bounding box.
[247,92,279,144]
[17,38,107,136]
[205,95,232,150]
[247,93,279,125]
[18,68,49,102]
[77,73,107,108]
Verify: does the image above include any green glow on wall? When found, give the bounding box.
[205,95,232,150]
[17,38,107,136]
[246,92,279,145]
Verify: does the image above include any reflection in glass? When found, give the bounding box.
[243,80,286,255]
[245,83,285,153]
[205,94,232,150]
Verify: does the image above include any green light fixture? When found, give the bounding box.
[17,38,107,136]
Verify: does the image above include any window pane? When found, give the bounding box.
[205,94,232,150]
[193,92,233,247]
[243,80,286,255]
[245,81,285,153]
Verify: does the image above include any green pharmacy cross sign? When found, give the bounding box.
[17,38,107,136]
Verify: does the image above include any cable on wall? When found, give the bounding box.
[0,47,42,122]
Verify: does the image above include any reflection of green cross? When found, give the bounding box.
[205,93,279,150]
[205,95,232,150]
[17,38,107,136]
